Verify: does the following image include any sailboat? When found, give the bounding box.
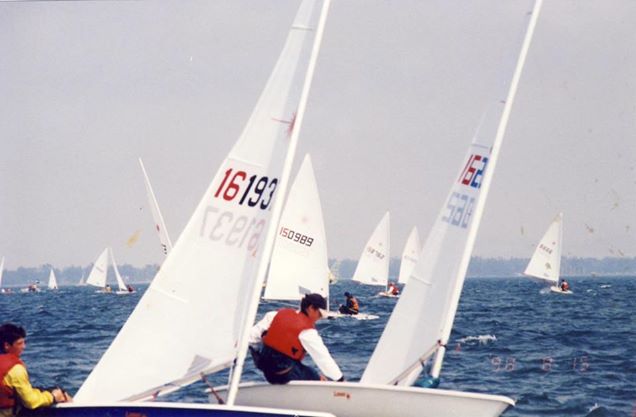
[397,227,422,285]
[0,256,9,294]
[263,154,330,302]
[62,1,333,416]
[523,212,571,294]
[223,1,542,416]
[85,248,132,294]
[48,269,59,290]
[351,212,390,295]
[139,157,173,257]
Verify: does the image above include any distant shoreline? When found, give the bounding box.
[2,256,635,286]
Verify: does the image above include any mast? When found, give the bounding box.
[226,0,331,405]
[431,0,543,378]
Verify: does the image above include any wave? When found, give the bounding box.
[456,334,497,345]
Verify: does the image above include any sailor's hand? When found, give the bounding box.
[319,374,327,381]
[51,388,72,403]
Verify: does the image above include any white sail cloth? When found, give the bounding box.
[523,212,563,284]
[264,154,329,300]
[139,158,173,256]
[352,212,390,287]
[75,0,327,403]
[397,227,422,285]
[363,0,542,385]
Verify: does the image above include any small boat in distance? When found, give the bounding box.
[523,212,572,294]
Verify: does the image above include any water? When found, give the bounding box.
[1,276,634,416]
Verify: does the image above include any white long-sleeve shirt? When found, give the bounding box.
[250,310,343,381]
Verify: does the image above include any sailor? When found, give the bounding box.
[560,279,570,292]
[388,282,399,296]
[0,323,71,417]
[338,292,359,315]
[249,293,344,384]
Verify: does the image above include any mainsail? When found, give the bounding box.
[362,0,543,386]
[351,212,390,287]
[523,212,563,284]
[0,257,4,288]
[397,227,422,285]
[264,154,330,301]
[109,249,128,292]
[139,157,173,256]
[75,0,329,403]
[85,248,110,288]
[47,269,58,290]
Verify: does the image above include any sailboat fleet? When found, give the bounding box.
[5,0,582,416]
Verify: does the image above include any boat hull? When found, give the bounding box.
[550,286,572,295]
[214,381,514,417]
[22,401,335,417]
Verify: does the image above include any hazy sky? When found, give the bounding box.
[1,1,634,269]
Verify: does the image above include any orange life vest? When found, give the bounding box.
[349,297,359,312]
[262,309,314,360]
[0,354,24,409]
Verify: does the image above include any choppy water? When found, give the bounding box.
[1,276,634,416]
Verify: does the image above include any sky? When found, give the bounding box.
[1,0,635,269]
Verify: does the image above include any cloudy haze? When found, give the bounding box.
[1,0,634,269]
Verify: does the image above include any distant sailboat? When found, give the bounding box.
[85,248,132,294]
[48,269,59,290]
[0,256,8,294]
[524,212,571,294]
[352,212,390,289]
[139,157,173,257]
[397,227,422,285]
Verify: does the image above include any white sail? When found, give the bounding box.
[85,248,109,288]
[352,212,390,287]
[47,269,58,290]
[0,256,4,288]
[397,227,422,285]
[264,154,329,300]
[139,157,173,256]
[109,248,128,292]
[362,0,543,386]
[76,0,328,403]
[523,212,563,284]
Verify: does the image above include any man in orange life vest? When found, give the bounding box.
[0,323,71,417]
[338,292,359,315]
[249,293,344,384]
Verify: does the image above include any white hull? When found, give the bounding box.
[326,312,379,321]
[550,286,572,295]
[377,291,399,298]
[48,401,335,417]
[214,381,514,417]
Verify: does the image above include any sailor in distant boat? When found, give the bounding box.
[560,279,570,292]
[0,323,71,417]
[387,282,400,296]
[338,292,359,315]
[249,293,344,384]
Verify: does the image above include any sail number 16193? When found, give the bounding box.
[214,168,278,210]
